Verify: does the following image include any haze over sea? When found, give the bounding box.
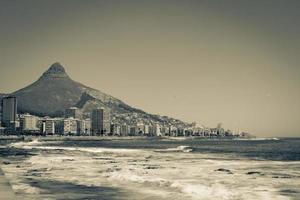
[0,137,299,200]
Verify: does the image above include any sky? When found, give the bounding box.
[0,0,299,137]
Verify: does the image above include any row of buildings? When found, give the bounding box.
[0,97,110,135]
[0,96,245,137]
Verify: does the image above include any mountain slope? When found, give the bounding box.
[11,63,125,116]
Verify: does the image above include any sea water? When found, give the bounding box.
[1,137,299,200]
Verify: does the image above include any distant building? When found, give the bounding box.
[63,117,78,135]
[144,125,149,135]
[54,118,64,134]
[39,118,55,134]
[91,108,110,134]
[160,125,170,136]
[155,123,161,136]
[148,125,155,136]
[177,128,185,137]
[1,96,17,129]
[80,118,91,135]
[129,126,137,136]
[120,123,128,136]
[169,125,177,136]
[111,123,121,136]
[136,122,145,135]
[65,107,81,119]
[19,113,39,132]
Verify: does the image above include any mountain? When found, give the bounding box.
[10,63,133,116]
[2,63,187,126]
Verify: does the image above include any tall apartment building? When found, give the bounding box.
[1,96,17,129]
[91,108,110,134]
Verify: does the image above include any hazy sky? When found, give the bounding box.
[0,0,299,137]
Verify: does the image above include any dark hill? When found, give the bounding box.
[10,63,127,116]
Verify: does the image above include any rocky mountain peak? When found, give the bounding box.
[41,62,69,78]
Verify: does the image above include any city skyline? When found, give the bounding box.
[0,0,300,137]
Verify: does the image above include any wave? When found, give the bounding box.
[8,138,42,148]
[105,167,227,199]
[154,145,194,153]
[9,140,143,154]
[234,137,280,141]
[107,169,291,200]
[11,141,194,154]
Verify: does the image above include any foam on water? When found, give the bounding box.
[2,140,299,200]
[10,140,143,154]
[9,139,41,148]
[155,145,194,153]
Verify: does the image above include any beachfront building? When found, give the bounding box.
[148,125,154,136]
[1,96,17,130]
[111,123,121,136]
[40,118,55,135]
[144,125,149,135]
[80,118,91,135]
[63,117,78,135]
[155,123,161,136]
[120,123,129,136]
[172,126,179,137]
[160,125,170,136]
[19,113,39,133]
[91,108,111,135]
[129,126,137,136]
[53,118,64,135]
[136,122,145,135]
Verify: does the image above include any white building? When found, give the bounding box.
[19,113,39,131]
[41,119,55,134]
[155,123,161,136]
[144,125,149,135]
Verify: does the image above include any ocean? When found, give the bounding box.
[0,137,299,200]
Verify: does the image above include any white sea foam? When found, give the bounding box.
[9,138,42,148]
[155,145,194,153]
[170,182,234,200]
[234,137,280,141]
[12,183,41,195]
[10,140,143,154]
[2,141,298,200]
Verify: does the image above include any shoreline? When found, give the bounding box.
[0,135,267,143]
[0,138,299,200]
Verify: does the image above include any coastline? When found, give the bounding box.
[0,135,263,142]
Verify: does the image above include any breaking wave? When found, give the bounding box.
[155,145,194,153]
